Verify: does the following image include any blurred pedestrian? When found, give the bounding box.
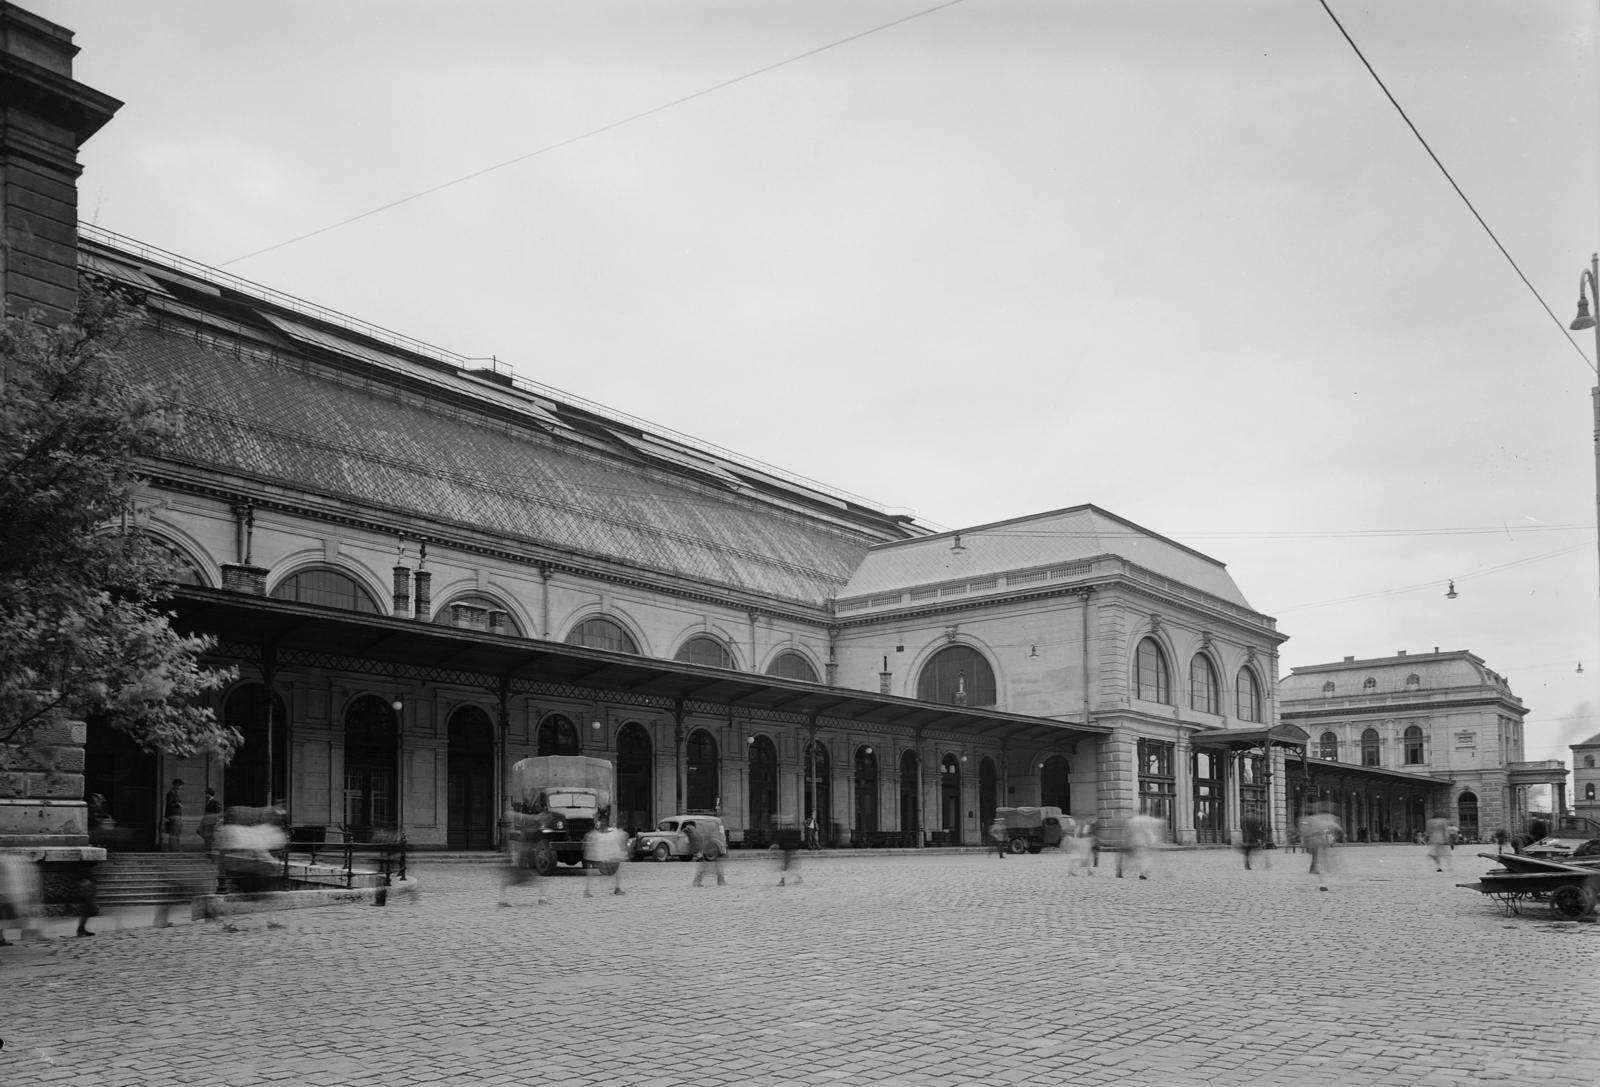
[1425,815,1453,873]
[1494,827,1508,855]
[71,867,97,938]
[500,846,548,907]
[1240,814,1269,870]
[804,814,821,852]
[0,851,41,945]
[584,822,628,897]
[689,821,726,887]
[1299,806,1341,892]
[1122,813,1162,880]
[989,815,1008,859]
[1067,817,1095,876]
[164,777,185,851]
[775,820,803,886]
[199,787,223,853]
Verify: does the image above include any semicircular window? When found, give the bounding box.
[676,636,736,670]
[916,645,997,707]
[566,616,639,654]
[271,568,380,613]
[537,714,581,757]
[766,652,819,683]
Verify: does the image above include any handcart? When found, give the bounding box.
[1459,852,1600,919]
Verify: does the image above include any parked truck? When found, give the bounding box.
[509,755,614,876]
[997,806,1070,854]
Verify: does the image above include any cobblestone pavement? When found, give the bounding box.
[3,844,1596,1086]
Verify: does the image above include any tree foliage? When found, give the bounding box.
[0,281,236,756]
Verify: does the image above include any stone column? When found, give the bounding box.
[1095,729,1138,846]
[1173,733,1194,846]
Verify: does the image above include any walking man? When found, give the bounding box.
[1299,807,1341,892]
[583,822,628,897]
[1425,814,1453,873]
[989,815,1008,858]
[1122,813,1162,880]
[689,821,726,887]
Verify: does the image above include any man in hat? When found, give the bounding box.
[164,778,185,851]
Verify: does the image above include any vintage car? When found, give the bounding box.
[632,815,728,862]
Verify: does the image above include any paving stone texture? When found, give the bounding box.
[2,844,1596,1086]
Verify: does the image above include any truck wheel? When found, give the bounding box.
[653,842,672,863]
[1027,845,1042,855]
[1007,837,1028,855]
[529,840,557,877]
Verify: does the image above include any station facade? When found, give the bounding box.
[4,3,1302,860]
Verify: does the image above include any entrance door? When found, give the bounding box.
[1458,791,1480,838]
[617,722,653,834]
[447,706,495,850]
[344,695,398,838]
[855,746,879,834]
[748,734,777,840]
[940,754,961,845]
[899,750,919,836]
[84,715,158,850]
[1192,749,1226,845]
[223,684,289,809]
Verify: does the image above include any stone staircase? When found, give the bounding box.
[94,853,220,907]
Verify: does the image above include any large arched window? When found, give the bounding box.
[272,568,380,613]
[344,695,398,834]
[537,714,580,757]
[1361,728,1381,767]
[1403,724,1425,765]
[616,722,653,832]
[1236,668,1263,723]
[855,745,879,834]
[748,735,778,834]
[1136,639,1170,704]
[1318,731,1339,760]
[916,645,997,707]
[1040,755,1071,811]
[686,728,719,811]
[566,616,638,654]
[766,651,819,682]
[437,595,522,636]
[676,636,736,670]
[1190,655,1219,714]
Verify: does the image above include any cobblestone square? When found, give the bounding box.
[3,845,1596,1087]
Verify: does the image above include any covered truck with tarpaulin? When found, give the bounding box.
[509,756,614,876]
[996,806,1070,854]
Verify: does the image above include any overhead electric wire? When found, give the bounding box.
[1316,0,1596,375]
[219,0,968,268]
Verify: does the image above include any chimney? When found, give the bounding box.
[0,4,121,326]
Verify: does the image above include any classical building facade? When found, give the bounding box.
[3,4,1305,865]
[1572,732,1600,826]
[1278,650,1548,840]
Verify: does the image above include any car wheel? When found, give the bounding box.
[529,840,557,877]
[1550,883,1596,920]
[1007,837,1028,855]
[653,842,672,863]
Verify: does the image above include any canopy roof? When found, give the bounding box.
[1190,724,1309,750]
[168,587,1111,744]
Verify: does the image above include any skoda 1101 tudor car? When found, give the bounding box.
[632,816,728,862]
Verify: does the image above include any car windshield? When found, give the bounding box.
[545,792,597,810]
[657,820,680,831]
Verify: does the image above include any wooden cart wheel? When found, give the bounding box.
[1549,883,1596,920]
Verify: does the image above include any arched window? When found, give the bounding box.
[272,568,380,613]
[344,695,398,834]
[565,616,638,654]
[536,714,580,757]
[153,539,205,587]
[748,735,777,834]
[1405,673,1420,689]
[438,595,522,636]
[1236,668,1262,723]
[1457,791,1479,837]
[1190,655,1219,714]
[1361,728,1381,767]
[1135,639,1170,704]
[676,636,736,670]
[616,722,653,833]
[766,651,819,683]
[1403,724,1425,765]
[916,645,997,707]
[1363,677,1377,692]
[1040,755,1071,811]
[856,746,879,834]
[1322,681,1335,696]
[1318,731,1338,760]
[686,729,719,811]
[1586,783,1595,801]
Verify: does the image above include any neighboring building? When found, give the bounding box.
[1573,732,1600,826]
[1278,650,1552,840]
[1,4,1300,865]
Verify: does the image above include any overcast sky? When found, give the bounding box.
[37,1,1600,784]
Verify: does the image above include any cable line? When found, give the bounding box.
[220,0,968,267]
[1316,0,1596,374]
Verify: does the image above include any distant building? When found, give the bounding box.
[1573,731,1600,826]
[1278,650,1556,840]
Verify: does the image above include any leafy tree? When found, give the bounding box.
[0,281,236,757]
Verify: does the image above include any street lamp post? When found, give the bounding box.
[1571,254,1600,825]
